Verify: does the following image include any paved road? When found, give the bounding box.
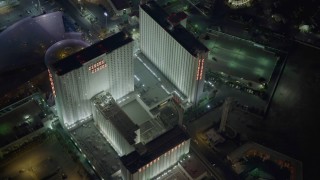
[55,0,91,31]
[185,110,240,180]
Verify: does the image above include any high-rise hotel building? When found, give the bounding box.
[45,32,134,128]
[121,125,190,180]
[139,1,209,104]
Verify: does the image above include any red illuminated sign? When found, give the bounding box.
[48,69,56,97]
[88,60,107,74]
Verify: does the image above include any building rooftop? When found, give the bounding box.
[91,91,139,145]
[0,96,43,147]
[50,31,133,76]
[140,1,208,56]
[110,0,130,10]
[71,120,121,179]
[45,39,89,67]
[228,142,303,180]
[120,125,189,173]
[121,100,151,126]
[180,154,207,179]
[121,98,167,144]
[134,53,187,107]
[167,12,188,26]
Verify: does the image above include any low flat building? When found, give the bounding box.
[108,0,131,16]
[179,154,208,180]
[228,142,303,180]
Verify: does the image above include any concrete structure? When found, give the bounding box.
[120,125,190,180]
[178,154,208,180]
[226,0,253,8]
[167,12,188,28]
[108,0,131,16]
[91,91,139,156]
[219,97,233,132]
[139,1,208,105]
[228,142,303,180]
[46,31,134,128]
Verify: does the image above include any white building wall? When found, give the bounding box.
[92,106,135,156]
[139,8,206,103]
[53,41,134,128]
[53,68,92,127]
[85,42,134,100]
[107,42,134,99]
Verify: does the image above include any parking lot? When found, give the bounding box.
[0,100,43,147]
[71,120,122,179]
[0,130,88,180]
[201,30,278,83]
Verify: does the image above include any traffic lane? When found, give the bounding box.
[84,3,107,28]
[189,134,240,180]
[41,0,60,13]
[0,0,41,27]
[84,3,121,29]
[56,0,104,42]
[215,85,266,108]
[55,0,91,32]
[190,145,224,180]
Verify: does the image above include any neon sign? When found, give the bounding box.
[88,60,107,74]
[48,69,56,97]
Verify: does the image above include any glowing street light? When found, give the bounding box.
[103,12,108,28]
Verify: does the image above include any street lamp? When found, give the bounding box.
[37,0,42,13]
[103,12,108,28]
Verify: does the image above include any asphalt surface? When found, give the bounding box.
[202,32,277,82]
[186,109,240,180]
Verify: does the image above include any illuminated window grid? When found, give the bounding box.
[88,60,107,73]
[196,58,205,80]
[199,58,204,80]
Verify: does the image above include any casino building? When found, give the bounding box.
[45,31,134,128]
[139,1,209,104]
[44,2,193,179]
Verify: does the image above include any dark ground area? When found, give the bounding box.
[250,42,320,179]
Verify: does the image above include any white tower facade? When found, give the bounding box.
[47,32,134,128]
[139,1,208,104]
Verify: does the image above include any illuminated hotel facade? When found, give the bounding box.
[139,1,208,104]
[121,126,190,180]
[46,32,134,128]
